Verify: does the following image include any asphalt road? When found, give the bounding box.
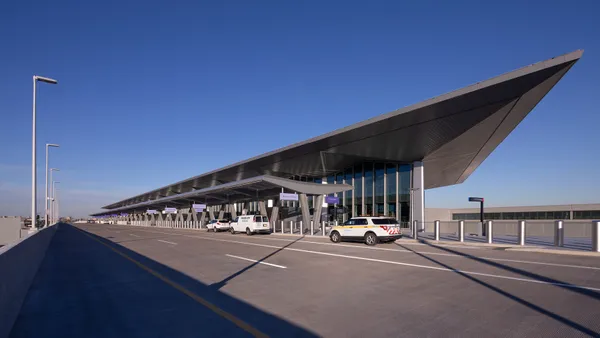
[11,223,600,337]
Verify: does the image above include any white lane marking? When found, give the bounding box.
[129,228,600,271]
[129,234,140,237]
[225,254,287,269]
[157,239,178,245]
[136,230,600,292]
[211,233,600,271]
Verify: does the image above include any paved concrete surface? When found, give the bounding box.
[11,223,600,337]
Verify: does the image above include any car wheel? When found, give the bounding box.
[364,232,378,246]
[246,228,252,236]
[330,231,341,243]
[206,227,211,232]
[230,227,235,234]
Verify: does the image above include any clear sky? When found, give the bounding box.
[1,0,599,217]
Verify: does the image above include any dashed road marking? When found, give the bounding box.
[226,254,287,269]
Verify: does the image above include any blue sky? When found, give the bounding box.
[1,0,599,217]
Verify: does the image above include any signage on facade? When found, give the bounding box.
[147,210,157,214]
[325,196,339,204]
[164,207,177,213]
[120,213,128,216]
[192,204,206,212]
[279,193,298,201]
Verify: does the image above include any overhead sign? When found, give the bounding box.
[468,197,484,202]
[279,193,298,201]
[147,210,157,214]
[164,207,177,213]
[192,204,206,212]
[120,213,128,216]
[325,196,339,204]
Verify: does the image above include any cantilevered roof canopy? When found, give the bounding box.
[92,175,352,216]
[102,50,582,211]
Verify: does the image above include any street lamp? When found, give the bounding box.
[52,181,60,224]
[32,75,58,230]
[48,168,59,225]
[45,144,59,227]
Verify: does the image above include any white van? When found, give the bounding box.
[230,215,270,235]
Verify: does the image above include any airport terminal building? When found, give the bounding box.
[92,51,583,232]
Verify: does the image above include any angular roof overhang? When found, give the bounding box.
[102,50,582,211]
[92,175,352,216]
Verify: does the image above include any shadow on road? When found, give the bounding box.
[10,224,318,338]
[394,242,598,337]
[211,236,304,290]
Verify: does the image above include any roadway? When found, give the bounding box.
[10,223,600,337]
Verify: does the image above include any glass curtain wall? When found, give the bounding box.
[364,163,373,216]
[399,164,411,222]
[354,164,362,217]
[386,164,397,218]
[344,168,353,221]
[374,163,385,216]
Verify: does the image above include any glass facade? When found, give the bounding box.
[354,164,362,217]
[386,164,396,218]
[286,161,413,224]
[364,163,373,216]
[374,163,385,216]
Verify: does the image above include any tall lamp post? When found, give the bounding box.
[45,145,59,227]
[48,168,59,226]
[32,75,58,230]
[52,181,60,224]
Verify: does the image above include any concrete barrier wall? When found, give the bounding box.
[0,225,57,338]
[425,220,592,238]
[0,217,23,246]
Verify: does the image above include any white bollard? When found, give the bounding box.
[311,220,314,235]
[412,220,418,239]
[300,221,303,234]
[434,220,440,241]
[458,220,464,242]
[322,222,326,236]
[486,220,493,244]
[592,221,600,252]
[554,220,564,247]
[281,220,284,234]
[290,221,294,234]
[518,220,526,246]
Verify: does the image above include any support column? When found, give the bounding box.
[299,194,311,234]
[200,211,207,228]
[270,199,280,230]
[208,208,216,221]
[411,161,425,229]
[230,203,237,218]
[313,195,324,234]
[258,201,268,216]
[218,204,225,219]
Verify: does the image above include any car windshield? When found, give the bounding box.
[371,218,399,225]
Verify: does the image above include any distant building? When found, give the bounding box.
[426,203,600,222]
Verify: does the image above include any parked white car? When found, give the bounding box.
[329,217,402,246]
[206,219,230,232]
[230,215,271,235]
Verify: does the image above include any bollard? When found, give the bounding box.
[412,220,418,239]
[458,220,464,242]
[434,220,440,241]
[592,221,600,252]
[518,220,526,246]
[290,221,294,234]
[486,220,493,244]
[300,221,303,234]
[322,222,326,236]
[281,220,284,234]
[311,220,314,236]
[554,220,564,247]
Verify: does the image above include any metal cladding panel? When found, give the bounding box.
[103,51,582,210]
